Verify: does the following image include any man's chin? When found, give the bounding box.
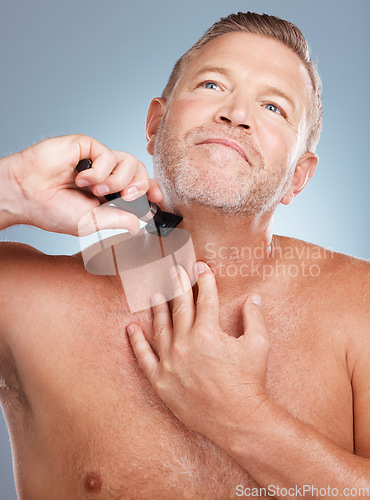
[190,143,250,168]
[155,159,268,216]
[171,181,250,215]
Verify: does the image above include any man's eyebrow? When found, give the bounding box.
[191,66,232,79]
[261,86,296,111]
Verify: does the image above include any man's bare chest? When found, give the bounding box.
[6,293,353,498]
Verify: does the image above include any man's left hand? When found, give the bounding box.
[127,262,271,446]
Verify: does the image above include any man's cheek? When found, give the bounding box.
[168,97,205,124]
[262,129,294,169]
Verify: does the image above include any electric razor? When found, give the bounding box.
[76,159,182,237]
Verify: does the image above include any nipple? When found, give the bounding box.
[84,472,102,493]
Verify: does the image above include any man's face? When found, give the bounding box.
[152,32,313,216]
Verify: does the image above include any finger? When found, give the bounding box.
[75,136,118,187]
[75,142,142,192]
[241,294,268,340]
[152,294,173,355]
[93,153,150,200]
[241,295,270,380]
[193,262,219,326]
[170,266,195,334]
[146,179,163,204]
[127,323,159,381]
[118,157,151,201]
[78,204,141,236]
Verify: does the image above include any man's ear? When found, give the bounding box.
[146,98,166,156]
[280,152,318,206]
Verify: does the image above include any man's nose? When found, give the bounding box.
[214,92,253,131]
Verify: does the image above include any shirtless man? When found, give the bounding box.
[0,11,369,499]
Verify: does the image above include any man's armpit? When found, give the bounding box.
[0,346,30,415]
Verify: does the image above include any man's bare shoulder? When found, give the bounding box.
[0,241,139,373]
[0,241,86,281]
[0,241,126,324]
[275,235,369,284]
[275,235,369,334]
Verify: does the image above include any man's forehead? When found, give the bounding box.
[183,32,312,117]
[188,32,309,83]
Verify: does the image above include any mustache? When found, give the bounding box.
[184,125,263,167]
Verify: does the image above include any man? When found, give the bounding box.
[0,11,369,499]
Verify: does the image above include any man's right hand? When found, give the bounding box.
[0,134,162,235]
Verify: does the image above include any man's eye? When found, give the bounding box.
[264,103,282,115]
[203,81,221,91]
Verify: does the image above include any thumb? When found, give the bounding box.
[240,294,270,381]
[146,179,163,204]
[78,204,141,236]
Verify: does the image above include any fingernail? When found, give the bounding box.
[127,324,135,335]
[195,262,206,276]
[170,266,180,279]
[151,293,162,306]
[125,185,138,196]
[96,184,110,196]
[77,179,90,187]
[251,294,262,307]
[123,185,139,200]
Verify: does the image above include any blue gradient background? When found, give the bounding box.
[1,0,369,497]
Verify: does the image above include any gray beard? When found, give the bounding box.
[153,119,294,217]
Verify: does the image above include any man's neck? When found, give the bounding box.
[166,200,276,304]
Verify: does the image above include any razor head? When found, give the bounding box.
[145,210,183,237]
